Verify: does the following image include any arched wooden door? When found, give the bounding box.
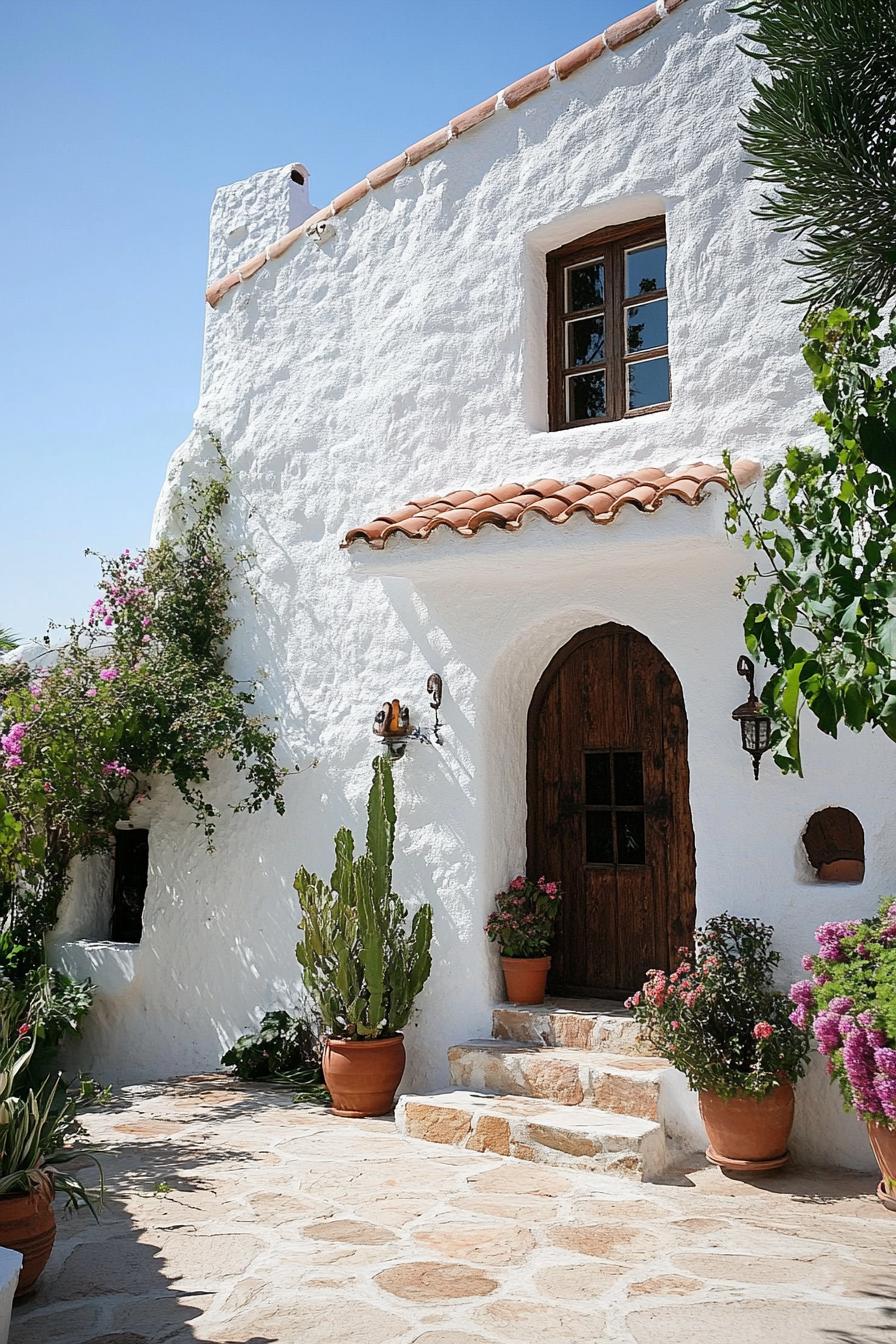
[527,624,696,999]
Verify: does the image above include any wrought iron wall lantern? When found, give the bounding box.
[731,655,771,780]
[373,673,444,758]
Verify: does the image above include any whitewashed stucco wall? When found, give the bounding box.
[58,0,894,1170]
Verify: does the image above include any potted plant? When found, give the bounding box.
[627,914,809,1171]
[486,875,561,1005]
[294,756,433,1118]
[789,897,896,1208]
[0,1000,102,1297]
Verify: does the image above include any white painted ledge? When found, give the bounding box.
[48,939,140,995]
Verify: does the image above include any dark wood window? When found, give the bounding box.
[547,216,670,430]
[583,750,647,868]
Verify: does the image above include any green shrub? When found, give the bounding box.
[222,1010,321,1081]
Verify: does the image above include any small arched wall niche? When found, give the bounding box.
[802,807,865,883]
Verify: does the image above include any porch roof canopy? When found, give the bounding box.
[341,460,761,550]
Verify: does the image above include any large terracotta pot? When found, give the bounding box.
[867,1121,896,1211]
[322,1033,406,1118]
[699,1081,794,1172]
[0,1185,56,1298]
[501,955,551,1005]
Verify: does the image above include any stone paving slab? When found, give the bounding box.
[11,1074,894,1344]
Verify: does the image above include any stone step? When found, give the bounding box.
[492,997,651,1055]
[447,1040,669,1120]
[395,1090,665,1180]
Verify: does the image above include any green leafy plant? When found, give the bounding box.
[626,914,810,1099]
[0,443,288,951]
[789,899,896,1129]
[0,994,102,1212]
[222,1010,322,1082]
[735,0,896,309]
[485,874,561,958]
[725,307,896,772]
[294,757,433,1040]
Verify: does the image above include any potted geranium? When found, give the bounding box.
[0,1001,102,1297]
[627,913,809,1171]
[486,875,561,1005]
[294,756,433,1117]
[789,897,896,1208]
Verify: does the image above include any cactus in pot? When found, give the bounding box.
[294,756,433,1115]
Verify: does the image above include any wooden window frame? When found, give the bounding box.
[582,748,648,870]
[547,215,670,431]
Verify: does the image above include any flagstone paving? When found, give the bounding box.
[13,1075,894,1343]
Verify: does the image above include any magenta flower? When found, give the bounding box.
[85,687,97,698]
[99,667,119,682]
[789,979,814,1008]
[753,1021,774,1040]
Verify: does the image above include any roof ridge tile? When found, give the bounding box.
[342,459,761,549]
[206,0,689,307]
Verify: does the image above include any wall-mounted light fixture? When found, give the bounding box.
[731,654,771,780]
[373,673,444,758]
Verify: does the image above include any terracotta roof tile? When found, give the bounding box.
[206,0,689,307]
[341,460,761,549]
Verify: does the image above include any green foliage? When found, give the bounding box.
[294,757,433,1040]
[735,0,896,308]
[222,1010,322,1081]
[0,629,17,655]
[627,914,810,1099]
[725,307,896,773]
[0,992,102,1212]
[0,444,288,948]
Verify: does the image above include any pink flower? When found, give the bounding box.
[670,1020,680,1030]
[99,667,119,682]
[752,1021,774,1040]
[543,882,558,896]
[509,877,526,891]
[141,616,152,628]
[789,1003,810,1031]
[101,760,131,779]
[85,688,97,698]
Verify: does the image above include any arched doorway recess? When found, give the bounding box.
[527,623,696,998]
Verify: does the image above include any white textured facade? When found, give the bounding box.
[54,0,896,1171]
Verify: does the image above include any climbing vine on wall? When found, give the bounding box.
[0,445,287,952]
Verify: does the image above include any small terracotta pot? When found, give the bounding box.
[867,1121,896,1211]
[699,1081,794,1172]
[0,1185,56,1298]
[501,955,551,1005]
[322,1033,406,1117]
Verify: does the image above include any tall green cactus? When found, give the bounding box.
[294,756,433,1039]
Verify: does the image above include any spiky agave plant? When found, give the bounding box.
[0,993,102,1213]
[294,756,433,1040]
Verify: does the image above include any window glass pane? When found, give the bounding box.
[625,299,667,355]
[567,260,604,312]
[616,812,646,865]
[625,242,666,297]
[627,356,670,411]
[568,370,606,421]
[586,811,614,864]
[585,752,611,806]
[567,316,605,368]
[613,752,643,807]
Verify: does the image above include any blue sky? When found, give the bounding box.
[1,0,637,640]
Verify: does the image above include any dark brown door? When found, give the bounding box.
[527,624,695,999]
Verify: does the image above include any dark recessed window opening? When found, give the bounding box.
[584,750,646,867]
[802,807,864,883]
[290,168,305,185]
[110,828,149,942]
[547,216,670,430]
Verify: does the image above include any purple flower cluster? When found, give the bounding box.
[0,722,27,770]
[814,920,859,963]
[101,760,131,779]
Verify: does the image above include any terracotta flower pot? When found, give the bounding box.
[867,1121,896,1211]
[699,1080,794,1172]
[322,1033,406,1117]
[501,955,551,1005]
[0,1185,56,1298]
